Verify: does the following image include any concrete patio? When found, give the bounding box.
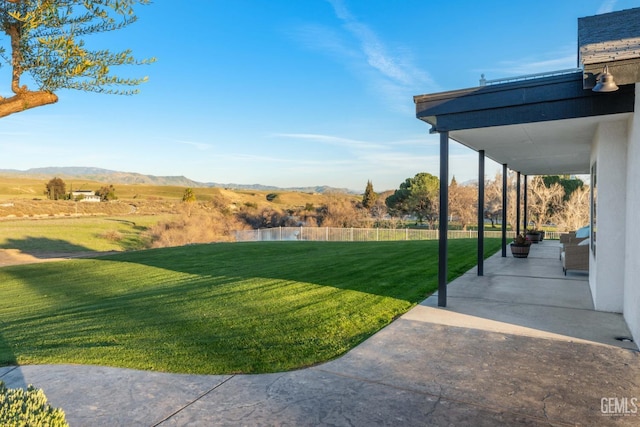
[422,239,638,351]
[1,240,639,426]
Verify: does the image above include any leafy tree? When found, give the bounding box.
[182,187,196,203]
[96,184,117,201]
[362,180,377,209]
[385,172,439,223]
[0,1,153,119]
[542,175,584,201]
[407,188,433,223]
[44,177,66,200]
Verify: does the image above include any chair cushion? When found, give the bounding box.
[578,237,590,246]
[575,226,590,238]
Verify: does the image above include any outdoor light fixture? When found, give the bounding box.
[592,65,619,92]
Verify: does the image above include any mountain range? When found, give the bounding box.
[0,167,357,194]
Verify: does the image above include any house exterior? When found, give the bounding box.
[71,190,101,202]
[414,7,640,344]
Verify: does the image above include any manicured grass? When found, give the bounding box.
[0,239,502,374]
[0,216,166,253]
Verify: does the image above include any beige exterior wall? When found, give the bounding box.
[589,85,640,344]
[623,85,640,343]
[590,120,627,313]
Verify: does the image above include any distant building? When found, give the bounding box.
[72,190,101,202]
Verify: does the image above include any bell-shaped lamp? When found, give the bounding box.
[592,65,619,92]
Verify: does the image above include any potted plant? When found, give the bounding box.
[510,233,532,258]
[526,228,542,243]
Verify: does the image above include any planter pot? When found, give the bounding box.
[510,243,531,258]
[526,232,541,243]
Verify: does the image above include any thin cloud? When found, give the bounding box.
[291,23,357,59]
[388,135,440,148]
[597,0,617,14]
[272,132,385,150]
[221,152,318,165]
[328,0,434,98]
[481,48,577,78]
[289,0,435,112]
[176,140,212,151]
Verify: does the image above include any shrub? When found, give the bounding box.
[266,193,278,202]
[0,382,69,427]
[101,230,123,242]
[143,205,247,248]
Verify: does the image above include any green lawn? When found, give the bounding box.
[0,239,501,374]
[0,216,165,253]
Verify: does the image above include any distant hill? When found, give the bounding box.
[0,167,357,194]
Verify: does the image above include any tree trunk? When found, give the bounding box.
[0,91,58,118]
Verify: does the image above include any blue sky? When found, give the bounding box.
[1,0,639,192]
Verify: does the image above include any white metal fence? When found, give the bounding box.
[234,227,562,242]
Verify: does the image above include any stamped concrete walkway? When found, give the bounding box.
[1,241,639,426]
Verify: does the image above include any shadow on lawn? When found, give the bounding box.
[96,240,441,302]
[105,218,148,232]
[0,237,95,259]
[0,328,25,389]
[0,332,17,366]
[0,240,443,373]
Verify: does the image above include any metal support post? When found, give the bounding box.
[438,132,449,307]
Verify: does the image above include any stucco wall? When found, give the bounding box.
[624,85,640,343]
[590,120,627,312]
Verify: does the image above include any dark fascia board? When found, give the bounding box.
[414,71,635,132]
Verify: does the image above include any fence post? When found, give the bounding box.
[279,226,282,241]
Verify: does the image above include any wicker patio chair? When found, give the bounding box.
[559,232,587,259]
[562,243,589,275]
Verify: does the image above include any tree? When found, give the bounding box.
[370,196,388,220]
[182,188,196,203]
[554,185,590,231]
[95,184,117,201]
[543,175,584,201]
[45,177,66,200]
[484,173,504,227]
[317,193,366,228]
[484,171,519,230]
[385,172,439,224]
[0,1,153,119]
[362,180,377,209]
[527,176,564,227]
[449,178,477,230]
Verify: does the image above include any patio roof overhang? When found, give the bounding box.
[414,70,635,175]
